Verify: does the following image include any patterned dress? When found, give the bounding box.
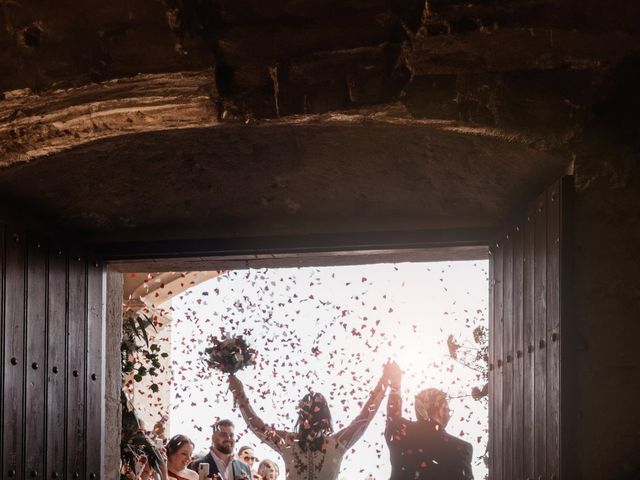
[232,379,387,480]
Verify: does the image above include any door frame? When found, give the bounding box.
[101,177,572,480]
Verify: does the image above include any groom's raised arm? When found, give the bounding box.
[384,362,403,443]
[228,374,286,452]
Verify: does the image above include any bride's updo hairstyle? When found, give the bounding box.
[295,392,333,451]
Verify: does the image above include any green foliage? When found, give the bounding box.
[121,313,164,395]
[120,313,167,478]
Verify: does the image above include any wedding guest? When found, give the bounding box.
[256,459,279,480]
[166,435,198,480]
[137,449,169,480]
[227,362,392,480]
[190,419,253,480]
[238,446,263,479]
[238,446,259,470]
[384,362,473,479]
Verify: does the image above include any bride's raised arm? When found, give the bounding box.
[333,365,389,450]
[228,374,287,452]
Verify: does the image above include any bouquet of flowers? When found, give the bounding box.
[204,335,257,374]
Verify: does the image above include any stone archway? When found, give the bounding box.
[121,271,220,431]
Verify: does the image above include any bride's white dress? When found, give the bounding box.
[232,378,387,480]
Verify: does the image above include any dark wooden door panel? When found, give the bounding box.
[512,224,524,480]
[490,177,568,480]
[3,228,26,480]
[47,245,68,480]
[503,235,514,480]
[523,206,536,480]
[533,189,548,478]
[0,221,5,477]
[0,222,105,479]
[66,253,87,480]
[491,241,504,480]
[546,185,562,480]
[488,249,495,479]
[25,237,48,479]
[86,259,104,480]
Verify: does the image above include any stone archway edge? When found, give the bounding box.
[1,70,217,167]
[1,69,559,168]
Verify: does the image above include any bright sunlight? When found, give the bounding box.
[168,260,488,479]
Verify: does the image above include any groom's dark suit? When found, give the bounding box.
[190,451,252,480]
[385,392,474,480]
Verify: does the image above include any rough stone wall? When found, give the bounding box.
[570,71,640,477]
[2,2,640,476]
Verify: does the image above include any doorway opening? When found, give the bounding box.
[121,256,489,479]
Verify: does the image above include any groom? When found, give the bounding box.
[384,362,474,479]
[190,419,253,480]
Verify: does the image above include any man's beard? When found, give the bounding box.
[216,443,233,455]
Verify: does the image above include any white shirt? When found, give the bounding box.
[210,448,235,480]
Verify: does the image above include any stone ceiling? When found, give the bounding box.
[0,110,568,242]
[1,0,637,246]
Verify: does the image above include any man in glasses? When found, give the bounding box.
[190,419,253,479]
[238,446,264,480]
[384,362,474,479]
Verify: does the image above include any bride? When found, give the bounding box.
[228,363,391,480]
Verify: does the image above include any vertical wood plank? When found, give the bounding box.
[0,222,5,477]
[488,247,495,479]
[66,253,87,480]
[493,241,504,480]
[547,182,561,480]
[512,224,525,480]
[25,237,47,479]
[560,176,574,480]
[2,228,26,480]
[47,246,68,480]
[86,259,104,480]
[523,208,536,479]
[534,192,548,478]
[502,233,514,480]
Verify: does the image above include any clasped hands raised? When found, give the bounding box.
[382,360,402,389]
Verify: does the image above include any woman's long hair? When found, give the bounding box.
[295,392,333,451]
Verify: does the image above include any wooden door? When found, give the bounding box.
[489,177,570,480]
[0,221,105,480]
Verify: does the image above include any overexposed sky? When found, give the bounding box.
[169,261,488,479]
